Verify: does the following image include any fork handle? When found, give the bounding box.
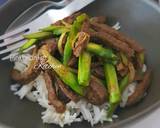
[47,0,92,21]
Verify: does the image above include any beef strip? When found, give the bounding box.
[11,39,57,85]
[68,56,77,67]
[85,76,107,105]
[53,12,82,26]
[40,38,57,53]
[72,19,90,57]
[91,62,103,68]
[116,62,128,77]
[90,22,144,52]
[126,70,151,106]
[116,62,125,71]
[55,76,80,103]
[43,71,66,113]
[90,16,106,24]
[91,66,105,79]
[119,68,128,77]
[81,19,90,33]
[73,32,90,57]
[134,70,144,81]
[90,31,134,57]
[11,48,40,84]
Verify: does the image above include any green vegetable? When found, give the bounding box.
[63,13,87,65]
[40,49,84,96]
[120,52,128,66]
[23,32,52,39]
[139,52,145,64]
[119,74,129,93]
[19,39,37,53]
[41,25,70,31]
[58,32,67,56]
[86,43,117,60]
[137,52,145,65]
[78,51,91,86]
[53,28,69,36]
[41,25,70,36]
[107,74,129,118]
[104,63,121,104]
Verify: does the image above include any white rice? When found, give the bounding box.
[11,53,147,127]
[112,22,121,30]
[10,70,112,127]
[13,54,32,72]
[120,82,138,107]
[142,64,147,73]
[11,54,113,127]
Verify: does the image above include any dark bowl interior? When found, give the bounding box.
[0,0,160,128]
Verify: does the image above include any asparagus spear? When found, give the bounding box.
[23,32,52,39]
[119,74,129,93]
[63,13,88,65]
[136,52,145,69]
[41,25,70,35]
[19,39,37,53]
[57,32,67,55]
[40,49,84,96]
[53,28,69,36]
[107,74,129,118]
[86,42,118,65]
[138,52,145,65]
[104,63,121,104]
[78,51,91,86]
[86,43,117,60]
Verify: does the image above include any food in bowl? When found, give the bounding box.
[10,12,151,127]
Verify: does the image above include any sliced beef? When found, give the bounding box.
[90,22,144,52]
[11,39,57,85]
[85,77,107,105]
[90,31,134,57]
[72,19,90,57]
[62,12,82,24]
[90,16,106,24]
[119,68,128,77]
[11,48,40,84]
[43,71,66,113]
[53,12,82,25]
[116,62,129,77]
[134,70,144,81]
[91,66,105,79]
[126,70,152,106]
[73,32,90,57]
[81,19,90,33]
[68,56,77,67]
[41,38,57,53]
[55,76,80,103]
[91,62,103,69]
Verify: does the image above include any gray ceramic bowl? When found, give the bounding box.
[0,0,160,128]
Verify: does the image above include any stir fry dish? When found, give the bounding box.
[10,12,151,127]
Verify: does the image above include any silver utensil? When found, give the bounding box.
[7,0,73,30]
[0,0,94,60]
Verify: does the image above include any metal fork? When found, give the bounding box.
[7,0,74,30]
[0,0,94,60]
